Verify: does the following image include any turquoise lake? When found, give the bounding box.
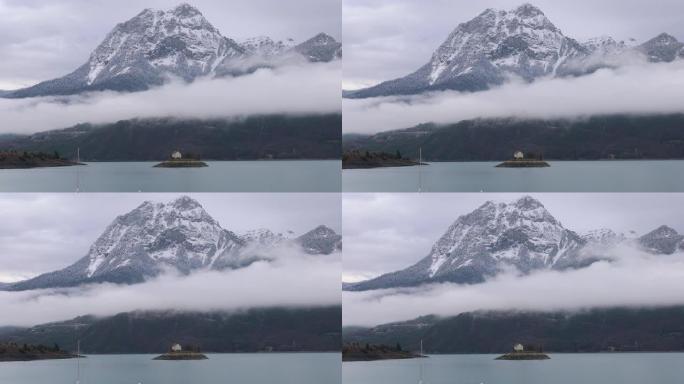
[0,161,340,192]
[0,353,340,384]
[343,353,684,384]
[343,161,684,192]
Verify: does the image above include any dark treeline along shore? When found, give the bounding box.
[0,307,341,354]
[342,342,424,361]
[0,114,341,162]
[342,150,423,169]
[0,342,79,361]
[344,306,684,354]
[344,114,684,162]
[0,150,83,169]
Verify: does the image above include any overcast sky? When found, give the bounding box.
[0,0,341,89]
[343,193,684,282]
[0,193,341,282]
[343,0,684,89]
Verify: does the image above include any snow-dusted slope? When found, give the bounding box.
[345,196,684,291]
[4,196,340,291]
[294,33,342,62]
[3,3,341,98]
[637,33,684,63]
[346,3,683,98]
[240,36,296,57]
[638,225,684,254]
[296,225,342,255]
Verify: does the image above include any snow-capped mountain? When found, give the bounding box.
[345,196,683,291]
[638,225,684,255]
[293,33,343,63]
[3,196,340,291]
[3,3,341,98]
[240,36,296,57]
[637,33,684,63]
[346,3,683,98]
[295,225,342,255]
[581,228,625,246]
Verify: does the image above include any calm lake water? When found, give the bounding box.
[343,161,684,192]
[0,161,340,192]
[0,353,340,384]
[343,353,684,384]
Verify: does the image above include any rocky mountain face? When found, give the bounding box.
[293,33,343,63]
[637,33,684,63]
[296,225,343,255]
[4,196,340,291]
[345,196,683,291]
[3,3,340,98]
[638,225,684,255]
[346,3,683,98]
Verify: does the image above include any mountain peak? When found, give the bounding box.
[513,195,543,210]
[170,195,201,210]
[639,225,683,255]
[513,3,545,17]
[171,3,202,16]
[653,33,679,44]
[346,196,585,291]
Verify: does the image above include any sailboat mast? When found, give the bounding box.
[75,147,81,193]
[418,147,422,193]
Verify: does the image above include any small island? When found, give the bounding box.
[153,343,208,360]
[496,343,550,360]
[0,150,84,169]
[342,342,426,362]
[343,150,425,169]
[154,151,208,168]
[496,151,550,168]
[0,342,80,362]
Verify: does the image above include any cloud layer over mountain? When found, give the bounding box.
[0,253,341,326]
[0,62,340,134]
[343,193,684,326]
[343,61,684,134]
[343,247,684,326]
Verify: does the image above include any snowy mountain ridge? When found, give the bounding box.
[346,3,683,98]
[3,3,341,98]
[2,196,340,291]
[345,196,684,291]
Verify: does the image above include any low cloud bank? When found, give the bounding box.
[343,61,684,134]
[0,61,341,134]
[343,246,684,326]
[0,250,341,327]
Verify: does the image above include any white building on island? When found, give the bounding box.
[513,343,524,352]
[513,151,524,160]
[171,343,182,352]
[171,151,182,160]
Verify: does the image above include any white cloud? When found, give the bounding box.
[343,61,684,134]
[0,61,341,134]
[343,248,684,326]
[0,251,341,327]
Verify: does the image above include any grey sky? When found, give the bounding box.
[0,0,341,89]
[343,0,684,89]
[0,193,341,282]
[342,193,684,282]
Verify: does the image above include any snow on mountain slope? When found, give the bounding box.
[3,196,340,291]
[346,3,682,98]
[345,197,683,292]
[3,3,341,98]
